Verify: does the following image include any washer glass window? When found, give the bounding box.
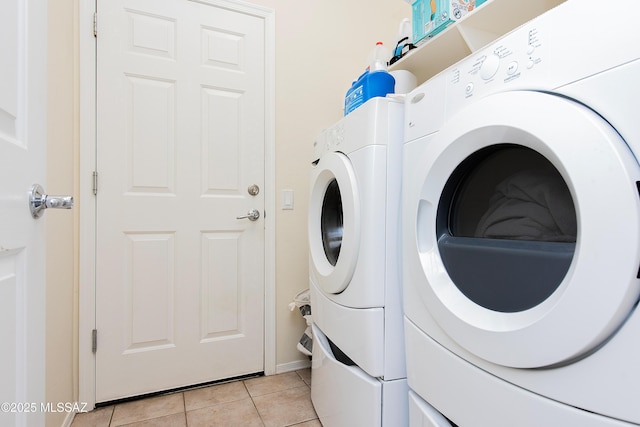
[437,144,577,312]
[321,178,343,266]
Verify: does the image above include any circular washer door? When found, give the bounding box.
[412,91,640,368]
[309,151,360,294]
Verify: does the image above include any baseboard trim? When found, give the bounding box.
[60,408,77,427]
[275,358,311,374]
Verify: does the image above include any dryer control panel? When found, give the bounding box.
[446,19,551,117]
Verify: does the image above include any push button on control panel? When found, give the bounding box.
[465,83,474,96]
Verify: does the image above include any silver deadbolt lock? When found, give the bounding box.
[248,184,260,196]
[30,184,74,218]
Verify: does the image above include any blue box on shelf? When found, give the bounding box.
[412,0,487,45]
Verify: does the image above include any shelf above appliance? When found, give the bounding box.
[389,0,567,85]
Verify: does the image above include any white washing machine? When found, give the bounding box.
[309,97,408,426]
[402,0,640,426]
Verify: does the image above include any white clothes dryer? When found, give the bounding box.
[309,98,407,426]
[402,1,640,426]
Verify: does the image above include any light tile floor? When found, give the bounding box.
[71,369,321,427]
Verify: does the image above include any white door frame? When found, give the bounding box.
[78,0,276,407]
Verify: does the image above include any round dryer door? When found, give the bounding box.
[410,91,640,368]
[309,151,360,294]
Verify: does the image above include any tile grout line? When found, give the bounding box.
[182,392,188,426]
[108,405,115,427]
[243,379,267,426]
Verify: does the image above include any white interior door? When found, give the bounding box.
[96,0,266,401]
[0,0,47,425]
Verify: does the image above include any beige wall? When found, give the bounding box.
[45,0,410,424]
[46,0,78,425]
[247,0,411,367]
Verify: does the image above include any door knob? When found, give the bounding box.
[236,209,260,221]
[30,184,74,219]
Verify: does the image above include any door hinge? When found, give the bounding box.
[92,171,98,195]
[92,329,97,353]
[93,12,97,37]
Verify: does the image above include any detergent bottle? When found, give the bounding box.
[390,18,415,65]
[367,41,391,71]
[344,42,395,116]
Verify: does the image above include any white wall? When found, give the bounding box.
[45,0,410,424]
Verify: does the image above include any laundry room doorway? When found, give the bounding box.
[80,0,275,403]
